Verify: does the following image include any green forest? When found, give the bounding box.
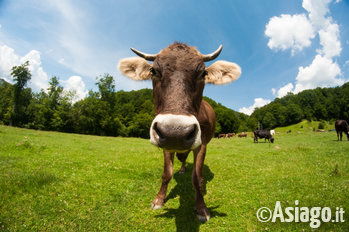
[251,83,349,129]
[0,62,348,138]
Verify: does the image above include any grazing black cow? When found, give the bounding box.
[253,130,274,143]
[335,120,349,141]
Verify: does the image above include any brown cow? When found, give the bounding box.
[238,132,247,137]
[227,133,236,138]
[118,42,241,222]
[218,133,226,139]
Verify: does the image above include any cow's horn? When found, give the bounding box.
[202,45,223,62]
[130,48,157,61]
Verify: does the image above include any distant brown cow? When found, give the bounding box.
[118,42,241,222]
[227,133,235,138]
[335,120,349,141]
[238,132,247,138]
[218,133,226,139]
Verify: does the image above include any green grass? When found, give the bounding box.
[0,124,348,231]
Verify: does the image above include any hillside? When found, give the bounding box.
[274,120,335,134]
[251,82,349,129]
[0,78,8,87]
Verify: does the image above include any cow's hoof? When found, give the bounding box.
[151,198,164,210]
[197,213,210,222]
[196,208,210,222]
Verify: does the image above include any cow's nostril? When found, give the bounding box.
[186,124,197,141]
[153,122,164,139]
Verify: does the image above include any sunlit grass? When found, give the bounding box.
[0,125,348,231]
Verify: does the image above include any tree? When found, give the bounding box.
[96,73,115,107]
[286,103,303,125]
[48,76,63,107]
[128,113,153,138]
[0,80,13,125]
[215,108,240,133]
[262,112,276,129]
[10,61,32,126]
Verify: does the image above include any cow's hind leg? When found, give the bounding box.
[176,151,190,174]
[151,151,174,210]
[192,145,210,222]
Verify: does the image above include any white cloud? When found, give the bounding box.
[294,55,344,93]
[318,22,341,58]
[0,45,49,91]
[302,0,341,59]
[239,98,271,116]
[274,83,294,98]
[265,0,341,58]
[302,0,331,30]
[265,14,315,55]
[267,0,346,98]
[21,50,49,91]
[0,45,20,75]
[63,75,88,102]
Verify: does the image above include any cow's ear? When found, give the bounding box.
[205,60,241,85]
[118,57,152,80]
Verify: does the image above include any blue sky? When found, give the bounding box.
[0,0,348,114]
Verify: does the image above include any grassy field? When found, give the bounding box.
[0,124,348,231]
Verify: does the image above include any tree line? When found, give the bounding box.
[1,62,348,137]
[250,83,349,129]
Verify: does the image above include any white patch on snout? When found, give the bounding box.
[150,114,202,151]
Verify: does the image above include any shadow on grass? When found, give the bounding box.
[155,163,227,232]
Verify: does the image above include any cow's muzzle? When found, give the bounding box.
[150,114,202,152]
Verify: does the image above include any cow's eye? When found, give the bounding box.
[200,70,208,80]
[150,67,161,78]
[150,67,156,75]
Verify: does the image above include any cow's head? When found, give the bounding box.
[118,43,241,152]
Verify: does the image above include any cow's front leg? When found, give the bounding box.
[176,151,190,174]
[192,145,210,222]
[151,151,174,210]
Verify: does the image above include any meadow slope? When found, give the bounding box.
[0,125,348,231]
